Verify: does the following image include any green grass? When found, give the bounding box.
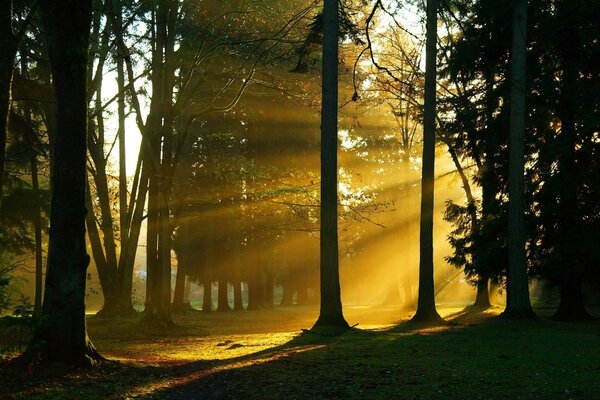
[1,306,599,399]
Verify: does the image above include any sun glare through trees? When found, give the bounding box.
[0,0,598,399]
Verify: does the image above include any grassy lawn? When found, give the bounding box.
[1,305,599,399]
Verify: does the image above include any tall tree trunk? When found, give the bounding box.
[412,0,443,323]
[30,121,44,317]
[89,86,121,317]
[0,0,16,199]
[313,0,348,329]
[552,0,589,321]
[115,0,127,242]
[504,0,534,318]
[23,0,101,365]
[118,151,148,315]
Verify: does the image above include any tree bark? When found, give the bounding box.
[412,0,443,323]
[0,0,16,199]
[504,0,534,318]
[216,280,230,311]
[22,0,101,365]
[473,277,491,309]
[313,0,348,329]
[233,280,243,311]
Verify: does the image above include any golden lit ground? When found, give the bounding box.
[1,305,599,399]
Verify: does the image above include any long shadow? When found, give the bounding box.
[143,328,383,400]
[1,325,348,399]
[144,312,507,399]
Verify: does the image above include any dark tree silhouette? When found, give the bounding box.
[504,0,535,319]
[0,0,16,200]
[412,0,443,323]
[313,0,348,329]
[22,0,102,365]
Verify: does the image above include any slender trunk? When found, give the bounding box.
[413,0,442,323]
[31,131,44,317]
[202,280,212,312]
[23,0,101,365]
[551,0,587,321]
[504,0,534,318]
[172,254,186,313]
[19,75,45,316]
[476,74,496,307]
[0,1,16,199]
[118,150,148,315]
[89,90,121,316]
[183,277,191,308]
[145,170,162,317]
[115,0,128,241]
[233,280,243,311]
[314,0,347,329]
[85,187,117,312]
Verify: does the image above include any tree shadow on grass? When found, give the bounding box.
[0,327,339,399]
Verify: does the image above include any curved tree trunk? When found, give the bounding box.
[22,0,101,365]
[412,0,443,324]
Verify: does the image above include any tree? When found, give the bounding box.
[530,0,600,320]
[22,0,102,365]
[0,0,16,199]
[412,0,443,323]
[0,0,37,201]
[313,0,348,329]
[504,0,534,318]
[437,1,513,310]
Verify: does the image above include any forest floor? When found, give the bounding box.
[1,304,599,399]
